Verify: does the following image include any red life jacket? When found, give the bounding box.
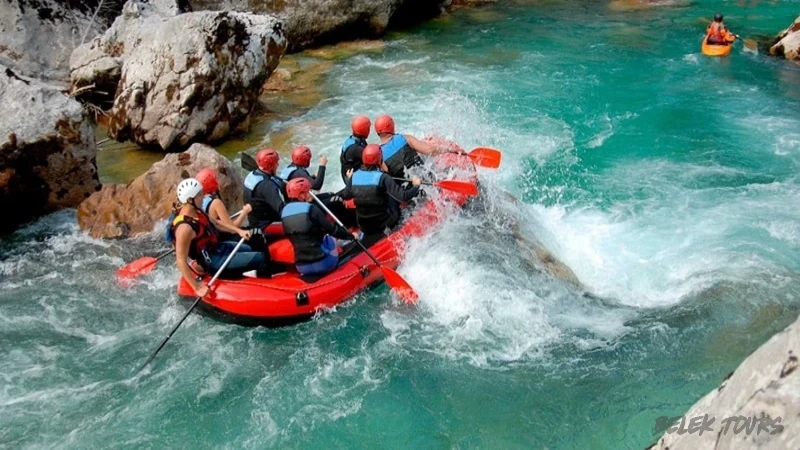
[707,23,726,42]
[169,210,219,261]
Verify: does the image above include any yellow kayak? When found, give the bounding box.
[701,35,732,57]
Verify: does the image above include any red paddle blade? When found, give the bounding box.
[380,266,419,305]
[116,257,158,282]
[435,180,479,197]
[469,147,502,169]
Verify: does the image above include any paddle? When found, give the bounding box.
[137,237,246,373]
[309,192,419,304]
[737,35,758,53]
[117,210,244,283]
[391,177,479,197]
[457,147,502,169]
[241,152,258,172]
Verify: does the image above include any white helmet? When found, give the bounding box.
[176,178,203,204]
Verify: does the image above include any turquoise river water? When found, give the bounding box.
[3,1,800,448]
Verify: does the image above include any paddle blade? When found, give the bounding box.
[117,257,158,282]
[743,38,758,53]
[435,180,479,197]
[380,266,419,304]
[468,147,502,169]
[241,152,258,172]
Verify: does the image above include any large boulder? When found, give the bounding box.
[0,0,124,83]
[70,0,287,150]
[77,143,242,239]
[649,315,800,449]
[187,0,447,52]
[770,15,800,63]
[0,66,100,233]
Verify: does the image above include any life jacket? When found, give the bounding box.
[340,135,367,180]
[707,22,726,43]
[166,209,219,263]
[243,169,284,225]
[280,201,328,264]
[201,194,214,215]
[380,134,423,178]
[350,169,390,231]
[280,164,313,182]
[280,164,298,181]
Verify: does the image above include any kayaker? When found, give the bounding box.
[170,178,271,296]
[706,13,736,45]
[281,178,357,276]
[341,144,422,242]
[375,114,454,179]
[280,145,327,191]
[244,148,286,228]
[340,115,371,183]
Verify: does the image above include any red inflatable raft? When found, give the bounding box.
[177,151,478,326]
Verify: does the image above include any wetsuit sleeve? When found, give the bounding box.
[312,165,326,191]
[341,179,353,199]
[381,174,420,203]
[310,205,353,240]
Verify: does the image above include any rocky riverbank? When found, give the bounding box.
[770,15,800,64]
[649,314,800,449]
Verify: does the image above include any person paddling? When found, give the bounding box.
[706,13,737,45]
[375,114,454,179]
[341,144,422,244]
[340,115,371,183]
[280,145,327,191]
[169,178,271,295]
[281,178,357,276]
[196,168,251,231]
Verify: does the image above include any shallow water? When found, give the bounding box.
[3,1,800,448]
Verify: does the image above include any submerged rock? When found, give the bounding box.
[77,143,242,239]
[70,0,287,151]
[0,0,124,83]
[770,15,800,63]
[649,315,800,449]
[0,66,100,233]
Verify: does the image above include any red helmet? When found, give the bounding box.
[375,114,395,135]
[291,145,312,167]
[351,115,371,138]
[195,168,219,194]
[286,177,312,200]
[256,148,279,173]
[361,144,383,166]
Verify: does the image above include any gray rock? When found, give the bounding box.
[770,15,800,63]
[188,0,447,52]
[650,315,800,449]
[71,0,286,151]
[0,0,124,83]
[0,65,100,232]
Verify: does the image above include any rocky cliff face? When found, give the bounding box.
[0,66,100,232]
[187,0,448,52]
[0,0,126,83]
[77,143,242,239]
[770,15,800,64]
[70,0,287,151]
[649,315,800,449]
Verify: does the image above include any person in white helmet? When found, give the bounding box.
[167,178,274,296]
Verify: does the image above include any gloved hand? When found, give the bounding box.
[328,194,343,203]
